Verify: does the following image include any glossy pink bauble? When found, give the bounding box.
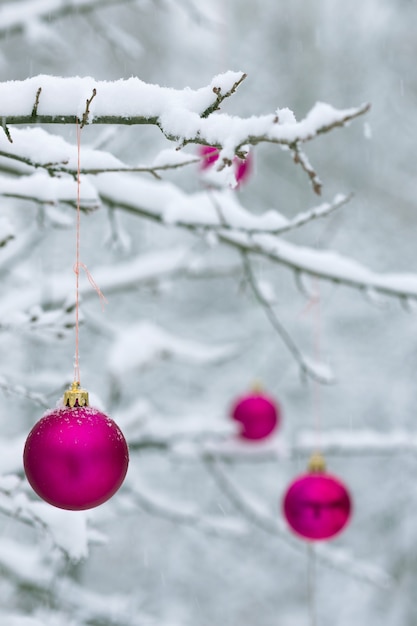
[283,472,352,541]
[24,405,129,510]
[198,145,253,187]
[234,152,253,185]
[231,391,280,440]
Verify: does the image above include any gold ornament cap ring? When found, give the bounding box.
[63,381,89,408]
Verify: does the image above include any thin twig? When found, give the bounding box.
[277,193,353,235]
[0,148,200,178]
[207,193,352,236]
[201,73,247,118]
[0,376,49,408]
[31,87,42,118]
[2,120,12,144]
[124,482,246,538]
[0,0,140,39]
[292,143,322,195]
[80,88,97,128]
[241,252,333,383]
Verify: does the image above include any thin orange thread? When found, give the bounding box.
[73,261,108,311]
[74,120,81,384]
[73,120,107,384]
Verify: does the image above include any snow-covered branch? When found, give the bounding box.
[241,253,335,383]
[3,122,415,304]
[275,193,353,234]
[221,231,417,301]
[292,144,323,195]
[0,0,140,39]
[0,537,150,626]
[296,429,417,456]
[0,375,49,408]
[97,175,417,302]
[0,172,99,211]
[0,75,369,163]
[125,423,417,463]
[125,479,248,538]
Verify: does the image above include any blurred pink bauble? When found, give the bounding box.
[230,390,280,440]
[198,145,253,186]
[199,145,219,169]
[234,153,253,185]
[283,472,352,541]
[23,405,129,510]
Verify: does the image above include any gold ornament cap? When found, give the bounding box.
[63,381,89,408]
[251,379,263,393]
[308,452,326,473]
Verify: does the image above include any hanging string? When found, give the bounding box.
[73,120,107,384]
[74,120,82,384]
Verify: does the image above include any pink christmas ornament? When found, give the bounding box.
[230,388,280,440]
[199,145,219,169]
[234,153,253,185]
[198,145,253,187]
[23,383,129,511]
[283,454,352,541]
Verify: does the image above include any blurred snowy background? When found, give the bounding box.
[0,1,417,625]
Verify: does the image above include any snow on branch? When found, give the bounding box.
[126,424,417,463]
[0,75,369,162]
[0,537,149,625]
[241,253,335,384]
[96,173,417,302]
[0,72,246,128]
[0,374,49,408]
[0,216,15,247]
[125,478,248,538]
[0,227,43,276]
[108,320,235,380]
[296,429,417,456]
[222,231,417,301]
[0,172,99,211]
[0,0,140,39]
[0,483,93,560]
[0,128,200,180]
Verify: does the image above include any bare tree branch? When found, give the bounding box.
[292,143,322,195]
[80,88,97,128]
[0,0,141,39]
[208,193,352,236]
[0,148,200,178]
[0,375,49,408]
[241,253,334,384]
[277,193,353,234]
[201,72,247,118]
[124,481,248,538]
[0,76,369,155]
[95,188,417,302]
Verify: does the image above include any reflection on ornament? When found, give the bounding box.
[23,383,129,510]
[283,454,352,541]
[230,388,280,440]
[198,145,253,186]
